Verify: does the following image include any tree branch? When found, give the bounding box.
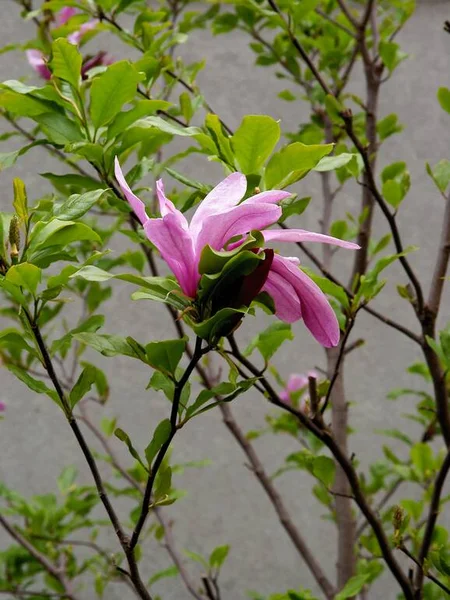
[0,515,79,600]
[227,338,414,600]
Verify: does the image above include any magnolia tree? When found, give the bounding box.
[1,1,450,599]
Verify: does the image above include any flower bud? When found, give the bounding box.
[9,216,20,262]
[392,505,404,531]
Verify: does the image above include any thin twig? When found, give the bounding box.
[227,339,413,600]
[399,544,450,597]
[0,515,79,600]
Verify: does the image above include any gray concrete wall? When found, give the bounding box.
[1,1,450,598]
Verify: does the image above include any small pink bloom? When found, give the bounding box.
[81,51,114,77]
[57,6,78,26]
[115,162,359,346]
[26,49,51,80]
[0,401,5,412]
[68,20,99,45]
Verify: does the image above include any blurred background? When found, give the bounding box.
[1,1,450,598]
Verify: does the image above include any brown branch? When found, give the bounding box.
[427,194,450,317]
[22,309,152,600]
[227,339,413,600]
[335,0,359,29]
[0,515,79,600]
[129,337,206,550]
[399,544,450,597]
[77,404,204,600]
[414,450,450,594]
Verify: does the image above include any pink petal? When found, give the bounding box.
[245,190,291,205]
[262,229,360,250]
[26,50,51,80]
[57,7,77,25]
[286,374,309,392]
[262,268,302,323]
[195,203,281,256]
[114,157,149,226]
[155,180,187,224]
[144,214,198,298]
[190,172,247,239]
[266,255,340,347]
[68,20,98,45]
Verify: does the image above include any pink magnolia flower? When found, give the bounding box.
[68,20,99,45]
[26,49,51,80]
[0,401,5,412]
[279,371,318,403]
[57,6,78,26]
[115,161,359,346]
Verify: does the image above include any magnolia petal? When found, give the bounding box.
[189,172,247,238]
[26,50,51,80]
[155,180,189,230]
[196,202,281,255]
[262,268,302,324]
[57,7,77,25]
[271,255,340,347]
[245,190,291,205]
[262,229,360,250]
[68,20,99,45]
[286,374,309,393]
[114,157,149,226]
[144,214,198,298]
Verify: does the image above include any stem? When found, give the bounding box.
[427,193,450,316]
[400,544,450,597]
[0,515,79,600]
[413,450,450,595]
[78,404,204,600]
[129,337,206,550]
[228,339,413,600]
[23,309,152,600]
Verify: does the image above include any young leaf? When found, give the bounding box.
[265,143,333,189]
[53,189,107,220]
[69,364,97,409]
[6,263,41,295]
[335,574,370,600]
[50,38,82,89]
[209,544,230,569]
[245,322,293,361]
[145,419,172,467]
[90,61,142,129]
[145,338,187,378]
[6,364,61,407]
[437,87,450,114]
[12,178,28,224]
[115,428,147,470]
[230,115,280,174]
[312,456,335,488]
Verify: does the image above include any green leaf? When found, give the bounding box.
[312,456,335,488]
[69,365,97,409]
[73,333,142,359]
[265,142,333,189]
[230,115,280,174]
[154,465,172,501]
[279,196,310,222]
[410,442,434,478]
[376,114,403,141]
[145,419,171,467]
[107,99,172,140]
[53,189,107,220]
[6,263,41,295]
[115,428,147,470]
[437,87,450,114]
[57,465,77,494]
[245,322,293,361]
[209,544,229,569]
[379,41,407,73]
[381,162,406,183]
[148,566,179,586]
[145,338,186,378]
[34,112,84,145]
[29,219,101,252]
[382,179,403,209]
[6,364,61,407]
[90,61,142,129]
[335,574,370,600]
[426,160,450,194]
[12,178,28,225]
[50,38,82,89]
[314,153,357,172]
[132,115,201,137]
